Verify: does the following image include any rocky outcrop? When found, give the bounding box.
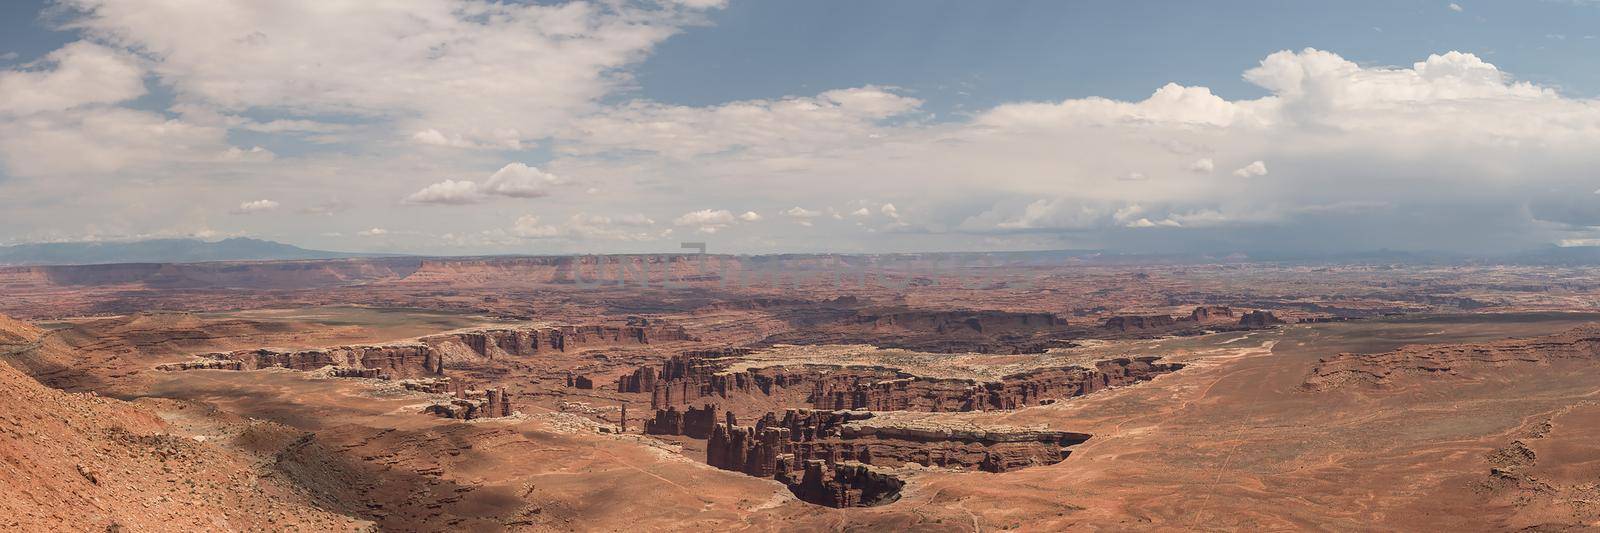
[1238,310,1286,328]
[1104,306,1238,333]
[423,387,512,420]
[170,322,694,379]
[848,310,1063,334]
[1305,327,1600,391]
[430,323,694,358]
[779,461,904,508]
[399,377,451,394]
[155,359,243,371]
[617,348,751,394]
[1187,306,1235,322]
[698,408,1089,507]
[213,343,441,378]
[644,404,730,438]
[1102,315,1177,332]
[759,308,1073,354]
[643,355,1182,412]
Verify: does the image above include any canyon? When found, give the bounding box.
[7,255,1600,530]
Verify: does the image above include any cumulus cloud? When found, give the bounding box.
[232,199,279,214]
[52,0,722,149]
[674,209,739,233]
[6,15,1600,256]
[0,41,146,116]
[1233,161,1268,177]
[404,163,568,205]
[358,227,388,236]
[1449,3,1464,12]
[403,179,483,206]
[481,163,567,198]
[783,206,822,226]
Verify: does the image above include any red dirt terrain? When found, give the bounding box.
[0,313,369,531]
[7,256,1600,530]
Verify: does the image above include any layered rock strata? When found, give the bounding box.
[695,408,1088,507]
[166,323,692,378]
[641,355,1182,412]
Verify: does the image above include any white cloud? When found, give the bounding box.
[232,199,279,214]
[783,206,822,226]
[880,203,900,219]
[0,107,266,177]
[403,163,567,205]
[673,208,739,233]
[55,0,722,148]
[559,86,922,159]
[1449,3,1464,12]
[1189,158,1215,173]
[0,41,146,116]
[358,227,388,236]
[738,211,762,222]
[1233,160,1268,178]
[481,163,567,198]
[616,213,656,226]
[512,213,659,241]
[850,207,872,217]
[403,179,483,205]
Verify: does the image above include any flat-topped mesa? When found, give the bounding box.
[1102,306,1238,332]
[1103,314,1177,332]
[757,309,1073,354]
[700,408,1090,507]
[430,323,695,358]
[1188,305,1236,322]
[1238,310,1286,328]
[154,359,243,371]
[848,310,1064,334]
[166,322,694,378]
[1305,326,1600,391]
[203,343,440,379]
[643,355,1183,413]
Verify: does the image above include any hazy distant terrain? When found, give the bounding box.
[0,238,374,266]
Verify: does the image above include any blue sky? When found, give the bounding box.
[636,1,1600,106]
[3,0,1600,255]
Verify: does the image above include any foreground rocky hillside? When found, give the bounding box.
[0,314,369,532]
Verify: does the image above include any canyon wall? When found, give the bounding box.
[695,408,1089,507]
[1306,327,1600,391]
[639,354,1182,413]
[174,322,693,379]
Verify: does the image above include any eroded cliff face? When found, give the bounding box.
[1103,315,1178,332]
[167,322,694,379]
[696,408,1089,507]
[758,308,1076,354]
[1305,326,1600,391]
[848,310,1063,335]
[636,354,1182,413]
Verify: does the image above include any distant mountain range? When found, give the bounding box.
[0,238,376,266]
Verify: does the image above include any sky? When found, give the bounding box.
[3,0,1600,256]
